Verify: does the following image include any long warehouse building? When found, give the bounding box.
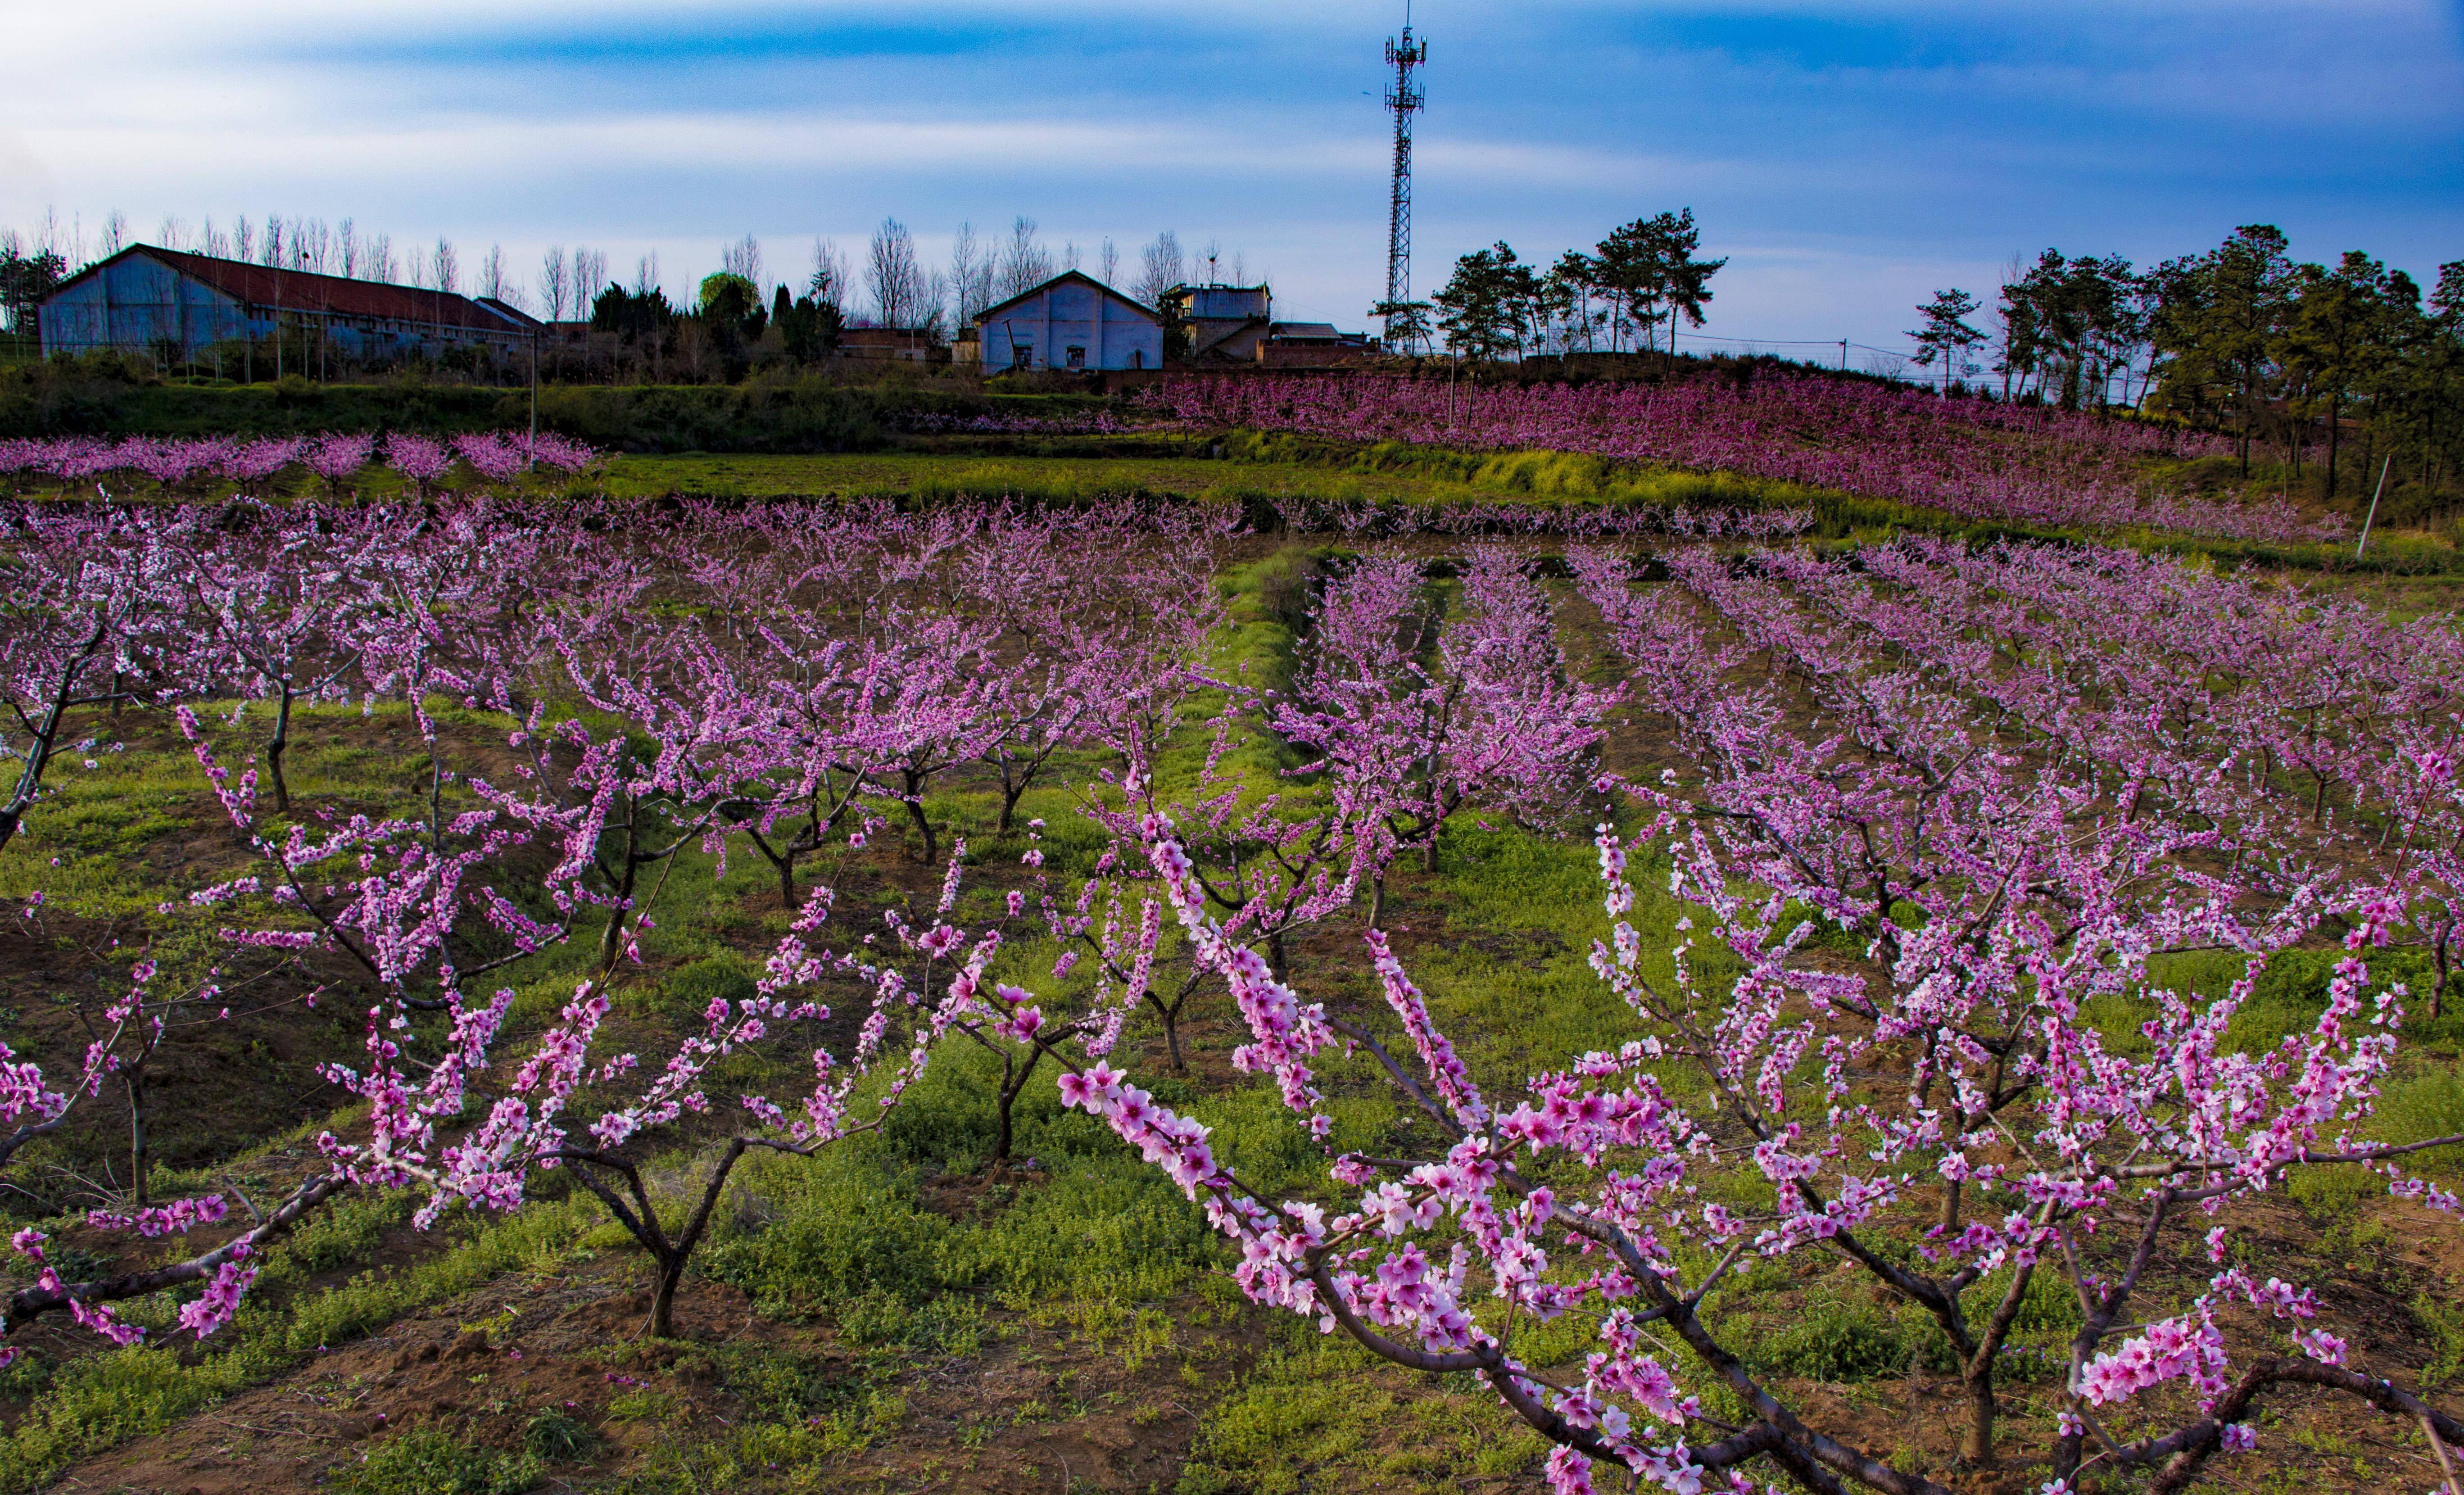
[35,245,541,373]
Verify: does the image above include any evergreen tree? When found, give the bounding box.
[1433,244,1529,363]
[1907,288,1986,395]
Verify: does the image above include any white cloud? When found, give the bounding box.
[5,0,2455,349]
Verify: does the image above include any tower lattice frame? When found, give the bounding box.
[1383,20,1427,348]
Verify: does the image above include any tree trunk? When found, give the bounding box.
[1145,992,1189,1073]
[1960,1363,1996,1466]
[267,680,295,813]
[126,1072,149,1207]
[648,1252,684,1340]
[2433,923,2451,1023]
[902,770,937,865]
[2326,394,2342,500]
[1368,874,1387,932]
[993,1046,1043,1163]
[995,761,1036,834]
[597,856,639,971]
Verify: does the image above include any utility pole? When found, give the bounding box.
[2356,454,2392,560]
[1382,10,1427,349]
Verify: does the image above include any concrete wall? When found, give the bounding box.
[978,281,1162,372]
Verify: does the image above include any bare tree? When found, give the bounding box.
[539,247,571,322]
[633,251,659,297]
[299,219,331,274]
[721,234,763,289]
[367,233,397,284]
[949,222,986,324]
[573,247,608,308]
[1099,237,1120,288]
[100,210,127,258]
[263,217,285,267]
[1135,230,1184,309]
[809,239,850,310]
[155,217,185,252]
[866,217,925,327]
[996,216,1054,301]
[479,244,522,307]
[33,207,74,267]
[231,217,253,264]
[923,268,952,337]
[1993,251,2028,400]
[433,238,460,294]
[337,219,358,278]
[1061,240,1082,273]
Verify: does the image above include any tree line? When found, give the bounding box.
[1379,209,1727,361]
[1908,225,2464,502]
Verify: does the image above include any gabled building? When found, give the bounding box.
[35,245,542,374]
[974,272,1161,372]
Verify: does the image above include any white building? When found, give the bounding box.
[975,272,1161,372]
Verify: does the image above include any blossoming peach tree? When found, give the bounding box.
[1042,803,2464,1495]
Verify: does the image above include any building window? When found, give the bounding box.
[1065,345,1086,369]
[1010,343,1032,369]
[1129,349,1144,370]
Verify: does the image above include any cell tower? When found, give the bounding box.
[1382,12,1427,347]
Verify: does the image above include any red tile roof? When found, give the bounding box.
[57,247,537,335]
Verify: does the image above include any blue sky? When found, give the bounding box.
[5,0,2458,357]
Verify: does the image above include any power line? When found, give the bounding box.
[1671,331,1844,347]
[1667,329,1945,371]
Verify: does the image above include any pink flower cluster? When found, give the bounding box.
[0,429,600,492]
[1146,375,2325,541]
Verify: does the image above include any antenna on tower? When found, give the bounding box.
[1381,9,1427,349]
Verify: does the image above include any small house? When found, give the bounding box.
[1174,283,1273,363]
[975,272,1160,372]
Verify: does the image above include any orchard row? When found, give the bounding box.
[0,498,2457,1495]
[1146,375,2312,543]
[0,431,603,490]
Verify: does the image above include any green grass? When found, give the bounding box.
[1175,1335,1550,1495]
[1,514,2460,1494]
[0,1192,598,1493]
[328,1426,542,1495]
